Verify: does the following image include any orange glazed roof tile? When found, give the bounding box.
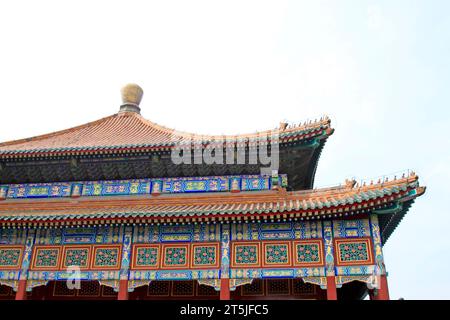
[0,111,332,157]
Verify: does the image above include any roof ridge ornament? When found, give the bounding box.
[119,83,143,114]
[344,179,356,189]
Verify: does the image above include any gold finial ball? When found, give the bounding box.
[121,83,143,106]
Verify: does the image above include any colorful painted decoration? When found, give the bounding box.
[262,242,291,267]
[32,247,61,270]
[6,183,71,199]
[280,175,288,187]
[0,246,23,268]
[260,223,292,232]
[230,177,240,192]
[231,221,326,241]
[333,219,370,238]
[322,220,335,276]
[62,246,91,269]
[369,214,386,274]
[2,219,382,299]
[0,185,8,199]
[339,243,368,261]
[241,177,270,191]
[151,180,162,194]
[0,228,26,245]
[1,174,287,200]
[63,227,97,244]
[162,245,189,269]
[294,221,322,239]
[191,243,219,269]
[334,238,373,266]
[92,246,121,269]
[231,242,260,267]
[82,180,150,196]
[70,183,83,197]
[293,241,323,266]
[132,245,160,269]
[231,223,259,241]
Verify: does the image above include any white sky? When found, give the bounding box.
[1,0,449,299]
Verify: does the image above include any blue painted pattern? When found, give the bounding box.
[6,183,71,198]
[333,219,370,238]
[231,221,323,241]
[0,174,287,200]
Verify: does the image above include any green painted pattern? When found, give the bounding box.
[234,245,258,265]
[265,244,288,264]
[94,248,119,267]
[296,243,320,263]
[164,247,187,266]
[136,247,158,267]
[65,248,89,267]
[338,242,369,262]
[35,249,59,267]
[0,248,21,267]
[193,246,216,266]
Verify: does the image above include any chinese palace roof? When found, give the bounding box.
[0,108,331,156]
[0,172,425,243]
[0,84,332,190]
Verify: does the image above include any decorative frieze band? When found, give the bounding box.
[0,174,287,200]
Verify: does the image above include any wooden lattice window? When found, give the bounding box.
[78,281,100,297]
[267,279,290,295]
[0,284,12,296]
[292,279,316,295]
[172,281,194,297]
[147,281,170,296]
[241,279,264,296]
[53,281,76,296]
[102,285,117,297]
[197,283,219,296]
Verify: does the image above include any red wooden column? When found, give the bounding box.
[220,278,230,300]
[118,279,129,300]
[117,226,133,300]
[15,229,37,300]
[219,224,231,300]
[323,221,337,300]
[378,275,390,300]
[369,215,390,300]
[371,275,390,300]
[15,279,27,300]
[326,276,337,300]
